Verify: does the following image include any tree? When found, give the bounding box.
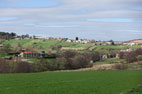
[125,51,137,63]
[16,62,33,73]
[91,52,101,62]
[110,40,115,45]
[2,44,12,54]
[61,50,76,59]
[0,32,16,40]
[12,43,22,52]
[71,55,91,69]
[75,37,79,41]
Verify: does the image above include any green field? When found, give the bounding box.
[0,70,142,94]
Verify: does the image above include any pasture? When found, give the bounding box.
[0,70,142,94]
[2,39,91,51]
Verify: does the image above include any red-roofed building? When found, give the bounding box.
[19,51,40,58]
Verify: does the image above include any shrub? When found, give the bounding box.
[125,48,142,63]
[0,62,10,73]
[71,55,90,69]
[125,51,137,63]
[47,61,65,71]
[124,85,142,94]
[61,50,76,59]
[91,52,101,62]
[136,55,142,61]
[16,62,34,73]
[34,59,48,72]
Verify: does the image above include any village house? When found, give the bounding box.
[19,51,39,58]
[19,51,47,58]
[114,41,123,45]
[0,44,3,47]
[101,54,108,59]
[66,39,72,42]
[80,39,89,44]
[127,42,138,46]
[120,48,133,52]
[130,39,142,45]
[116,53,120,58]
[122,39,142,46]
[90,40,96,43]
[19,50,52,58]
[34,36,43,39]
[56,38,63,42]
[106,42,112,45]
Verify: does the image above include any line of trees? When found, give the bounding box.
[0,51,100,73]
[0,32,16,40]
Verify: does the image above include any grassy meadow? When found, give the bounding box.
[0,70,142,94]
[2,39,92,51]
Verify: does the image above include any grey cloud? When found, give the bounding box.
[0,0,141,41]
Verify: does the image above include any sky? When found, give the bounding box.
[0,0,141,41]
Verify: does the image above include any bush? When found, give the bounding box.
[34,59,48,72]
[91,52,101,62]
[136,55,142,61]
[125,48,142,63]
[0,58,34,73]
[56,51,93,70]
[71,55,90,69]
[16,62,34,73]
[0,61,10,73]
[124,85,142,94]
[60,50,76,59]
[125,51,137,63]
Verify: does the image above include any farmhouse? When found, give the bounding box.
[130,39,142,45]
[19,51,39,57]
[66,39,72,42]
[0,44,3,47]
[102,54,108,59]
[116,53,120,58]
[120,48,132,52]
[19,50,55,58]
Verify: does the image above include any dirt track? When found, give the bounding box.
[50,64,116,72]
[50,63,142,72]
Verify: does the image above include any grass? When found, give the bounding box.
[0,53,8,57]
[0,70,142,94]
[124,85,142,94]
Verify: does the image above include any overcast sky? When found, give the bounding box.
[0,0,141,41]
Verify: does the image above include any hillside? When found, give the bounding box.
[2,39,92,52]
[2,39,141,53]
